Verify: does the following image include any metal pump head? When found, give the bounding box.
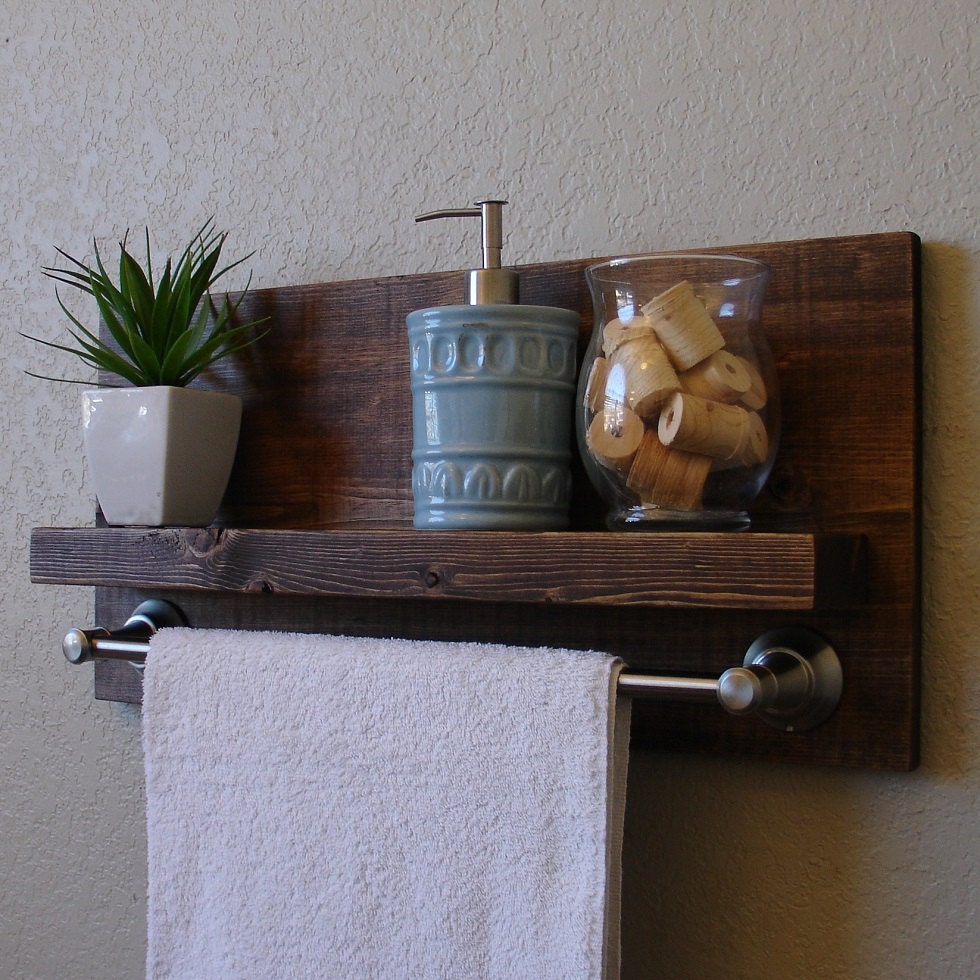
[415,199,520,304]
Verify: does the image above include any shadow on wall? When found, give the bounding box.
[918,241,977,782]
[619,751,874,978]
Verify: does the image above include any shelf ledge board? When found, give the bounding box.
[30,527,865,610]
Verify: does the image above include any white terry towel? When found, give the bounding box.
[143,628,630,980]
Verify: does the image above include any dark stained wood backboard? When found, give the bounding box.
[32,232,921,769]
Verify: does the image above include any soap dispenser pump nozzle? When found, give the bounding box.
[415,199,519,305]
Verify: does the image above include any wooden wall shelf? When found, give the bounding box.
[30,527,864,609]
[30,231,921,771]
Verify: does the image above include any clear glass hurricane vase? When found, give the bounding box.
[576,253,779,528]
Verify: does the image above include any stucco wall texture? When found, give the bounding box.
[2,2,976,977]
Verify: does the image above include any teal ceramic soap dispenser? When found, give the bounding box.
[406,200,581,530]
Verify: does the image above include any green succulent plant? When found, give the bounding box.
[24,218,269,387]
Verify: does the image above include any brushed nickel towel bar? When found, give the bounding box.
[62,600,842,732]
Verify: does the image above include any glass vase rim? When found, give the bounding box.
[586,252,770,283]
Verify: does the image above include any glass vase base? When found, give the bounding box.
[609,505,751,531]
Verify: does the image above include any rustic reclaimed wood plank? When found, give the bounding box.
[194,232,919,533]
[30,527,864,609]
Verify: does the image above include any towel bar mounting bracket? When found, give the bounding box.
[61,601,843,733]
[62,600,187,666]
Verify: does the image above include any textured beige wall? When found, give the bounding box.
[2,1,976,977]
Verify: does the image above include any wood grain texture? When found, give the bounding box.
[31,231,921,769]
[30,527,865,609]
[194,233,919,538]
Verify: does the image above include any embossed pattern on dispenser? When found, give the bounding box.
[407,305,580,529]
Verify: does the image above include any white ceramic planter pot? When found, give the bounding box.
[82,386,242,526]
